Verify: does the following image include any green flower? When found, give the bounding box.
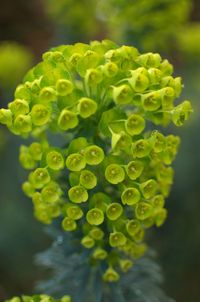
[68,185,88,203]
[77,97,97,118]
[66,153,86,171]
[121,187,141,205]
[86,208,104,225]
[58,109,78,130]
[79,169,97,189]
[46,150,64,170]
[84,145,104,165]
[105,164,125,184]
[109,232,127,247]
[106,203,123,221]
[62,217,77,231]
[103,267,120,282]
[125,114,145,136]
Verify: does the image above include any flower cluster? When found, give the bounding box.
[6,295,71,302]
[0,40,192,281]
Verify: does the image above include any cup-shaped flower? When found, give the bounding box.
[56,79,74,96]
[31,104,51,126]
[103,267,120,282]
[140,179,158,199]
[81,235,95,249]
[121,187,141,205]
[39,87,57,102]
[66,205,83,220]
[106,203,123,221]
[62,217,77,231]
[86,208,104,225]
[132,139,152,158]
[105,164,125,184]
[84,145,104,165]
[93,248,108,260]
[109,231,127,247]
[9,99,29,116]
[119,259,133,272]
[126,160,144,180]
[126,219,141,237]
[135,202,153,220]
[89,227,104,240]
[41,181,61,203]
[112,84,133,105]
[80,169,97,189]
[68,185,88,203]
[14,114,32,133]
[46,150,64,170]
[125,114,145,136]
[77,97,97,118]
[31,168,50,189]
[58,109,78,130]
[66,153,86,171]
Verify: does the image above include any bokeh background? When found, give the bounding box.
[0,0,199,301]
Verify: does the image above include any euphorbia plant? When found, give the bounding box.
[0,40,192,300]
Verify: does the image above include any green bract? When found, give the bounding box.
[0,40,192,281]
[5,294,72,302]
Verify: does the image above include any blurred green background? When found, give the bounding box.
[0,0,200,301]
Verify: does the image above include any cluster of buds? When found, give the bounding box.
[0,40,192,281]
[6,295,71,302]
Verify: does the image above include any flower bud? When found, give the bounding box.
[103,267,119,282]
[112,84,133,105]
[39,87,57,102]
[106,203,123,221]
[105,164,125,184]
[109,232,126,247]
[135,202,153,220]
[77,97,97,118]
[32,168,50,189]
[80,169,97,189]
[121,187,141,205]
[126,160,144,180]
[66,205,83,220]
[126,219,141,237]
[84,145,104,165]
[66,153,86,171]
[93,248,107,260]
[86,208,104,225]
[9,99,29,116]
[125,114,145,136]
[62,217,77,231]
[56,79,74,96]
[68,185,88,203]
[31,104,51,126]
[81,235,95,249]
[14,114,32,133]
[46,150,64,170]
[140,179,158,199]
[58,109,78,130]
